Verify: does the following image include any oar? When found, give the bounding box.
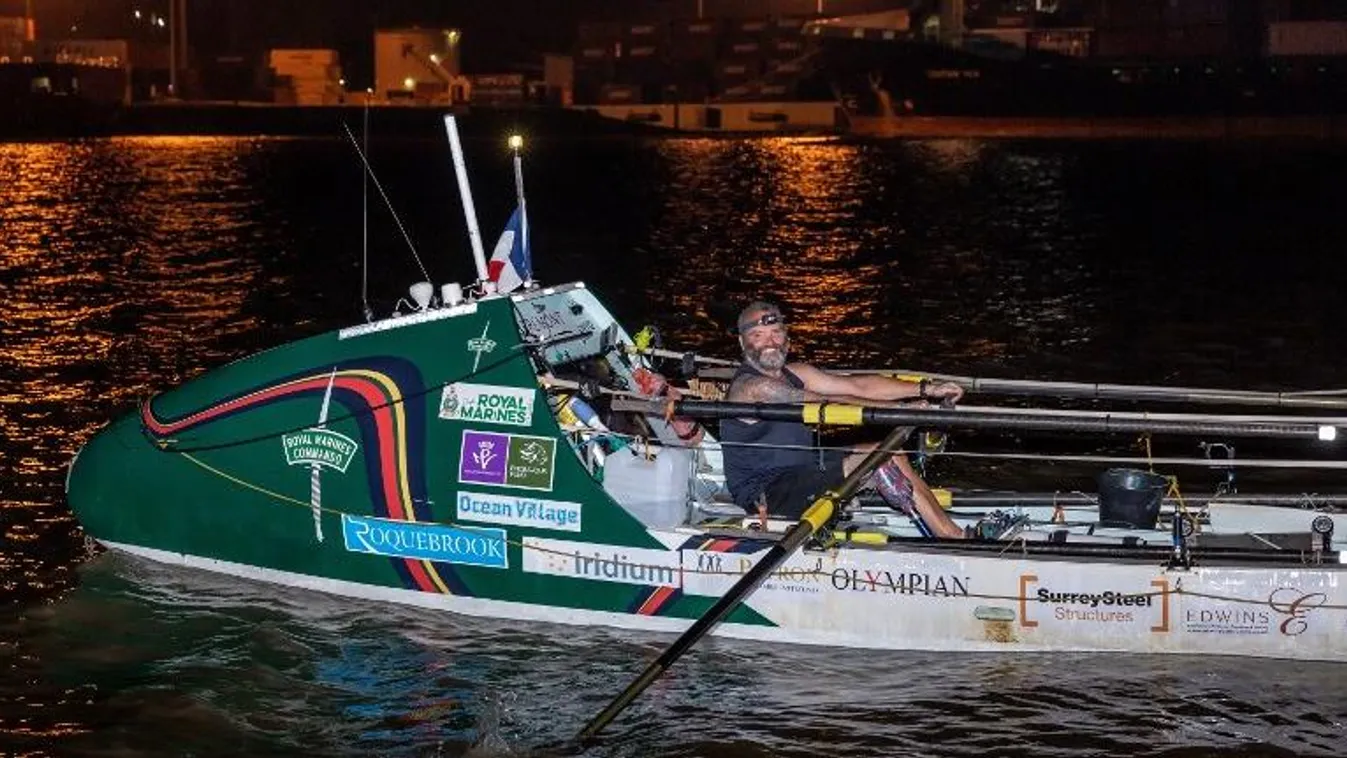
[610,398,1341,441]
[908,490,1347,509]
[570,423,916,748]
[897,373,1347,410]
[951,402,1347,427]
[690,365,1347,410]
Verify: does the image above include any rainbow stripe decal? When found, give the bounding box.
[140,357,468,595]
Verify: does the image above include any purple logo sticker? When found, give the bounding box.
[460,431,509,485]
[458,430,558,491]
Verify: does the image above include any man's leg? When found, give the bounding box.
[843,443,964,539]
[761,454,851,521]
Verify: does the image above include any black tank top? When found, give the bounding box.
[719,364,818,509]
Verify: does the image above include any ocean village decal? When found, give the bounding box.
[457,491,582,533]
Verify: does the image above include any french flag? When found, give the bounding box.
[487,205,531,293]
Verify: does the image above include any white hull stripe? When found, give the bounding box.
[94,540,1196,655]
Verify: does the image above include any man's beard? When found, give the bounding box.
[748,345,787,372]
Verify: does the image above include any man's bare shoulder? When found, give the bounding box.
[783,361,837,387]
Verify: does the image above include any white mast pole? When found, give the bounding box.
[443,115,489,285]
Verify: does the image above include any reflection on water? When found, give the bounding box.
[626,137,1103,370]
[7,554,1345,757]
[3,135,1347,756]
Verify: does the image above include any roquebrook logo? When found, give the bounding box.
[341,514,508,569]
[282,428,358,473]
[438,383,535,426]
[458,430,556,491]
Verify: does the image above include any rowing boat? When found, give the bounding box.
[65,117,1347,670]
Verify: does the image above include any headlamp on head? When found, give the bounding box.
[735,311,785,334]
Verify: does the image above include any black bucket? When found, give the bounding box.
[1097,468,1167,529]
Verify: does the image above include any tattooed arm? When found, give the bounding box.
[728,372,881,407]
[788,363,963,403]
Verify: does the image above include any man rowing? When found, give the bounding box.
[719,300,967,539]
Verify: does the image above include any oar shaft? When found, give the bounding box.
[852,371,1347,410]
[692,366,1347,410]
[954,402,1347,426]
[574,424,913,746]
[614,399,1336,440]
[910,491,1347,508]
[574,519,810,742]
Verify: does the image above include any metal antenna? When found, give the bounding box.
[340,121,432,285]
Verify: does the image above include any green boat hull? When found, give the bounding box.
[67,283,1347,661]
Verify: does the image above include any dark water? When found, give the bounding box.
[3,133,1347,756]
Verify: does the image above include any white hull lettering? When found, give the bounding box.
[830,568,970,597]
[573,551,678,586]
[342,515,508,568]
[457,492,581,530]
[1036,589,1153,608]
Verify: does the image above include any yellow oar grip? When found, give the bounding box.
[832,530,888,545]
[933,488,952,508]
[800,496,836,532]
[802,403,865,426]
